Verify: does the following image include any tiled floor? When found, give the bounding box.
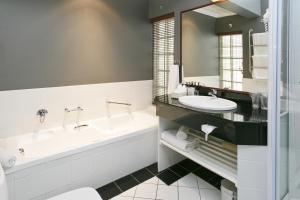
[110,174,221,200]
[97,159,223,200]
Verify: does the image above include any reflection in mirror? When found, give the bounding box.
[181,1,268,94]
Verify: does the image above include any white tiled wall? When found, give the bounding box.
[237,145,268,200]
[243,78,268,94]
[0,80,153,139]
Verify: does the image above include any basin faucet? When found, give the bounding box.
[208,89,217,98]
[106,100,132,118]
[63,106,87,129]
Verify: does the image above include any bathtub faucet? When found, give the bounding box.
[63,106,87,129]
[65,106,84,113]
[106,100,132,118]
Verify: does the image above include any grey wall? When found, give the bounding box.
[230,0,261,14]
[182,12,218,77]
[149,0,212,65]
[0,0,152,91]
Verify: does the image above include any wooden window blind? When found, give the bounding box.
[219,34,243,91]
[152,17,175,100]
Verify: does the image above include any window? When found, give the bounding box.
[152,17,175,99]
[219,34,243,91]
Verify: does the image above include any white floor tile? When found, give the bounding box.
[178,174,198,188]
[172,181,178,187]
[197,177,217,190]
[135,183,157,199]
[178,187,200,200]
[156,185,178,200]
[120,187,137,197]
[110,195,133,200]
[200,189,221,200]
[144,177,159,184]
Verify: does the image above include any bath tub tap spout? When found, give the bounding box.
[106,100,132,118]
[63,106,86,129]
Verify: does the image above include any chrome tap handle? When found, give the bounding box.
[106,100,132,118]
[63,106,84,128]
[65,106,83,113]
[106,101,131,106]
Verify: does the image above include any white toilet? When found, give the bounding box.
[0,164,102,200]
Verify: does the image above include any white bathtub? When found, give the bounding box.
[1,111,158,200]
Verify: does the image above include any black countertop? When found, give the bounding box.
[155,95,268,146]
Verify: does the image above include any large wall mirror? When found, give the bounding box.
[181,1,268,94]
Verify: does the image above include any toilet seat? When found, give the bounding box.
[47,187,102,200]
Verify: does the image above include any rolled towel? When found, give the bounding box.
[0,148,16,169]
[171,85,187,98]
[162,130,198,152]
[176,126,188,140]
[168,65,180,94]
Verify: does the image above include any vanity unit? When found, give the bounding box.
[155,92,268,200]
[151,0,269,198]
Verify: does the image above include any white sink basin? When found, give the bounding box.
[178,96,237,111]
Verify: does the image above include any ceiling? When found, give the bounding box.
[194,4,237,18]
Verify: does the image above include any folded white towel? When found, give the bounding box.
[173,85,187,94]
[162,130,198,152]
[171,85,187,98]
[176,126,188,140]
[0,148,16,169]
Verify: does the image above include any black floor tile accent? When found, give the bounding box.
[115,175,139,192]
[157,169,181,185]
[169,164,190,177]
[178,159,201,172]
[97,161,223,200]
[193,166,217,182]
[146,163,158,175]
[193,166,223,189]
[97,182,122,200]
[209,175,223,189]
[132,168,154,183]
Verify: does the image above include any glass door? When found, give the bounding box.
[277,0,289,199]
[287,0,300,198]
[277,0,300,199]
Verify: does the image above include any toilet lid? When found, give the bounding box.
[47,187,102,200]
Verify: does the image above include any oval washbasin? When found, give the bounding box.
[178,96,237,111]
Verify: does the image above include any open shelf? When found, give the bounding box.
[160,139,237,184]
